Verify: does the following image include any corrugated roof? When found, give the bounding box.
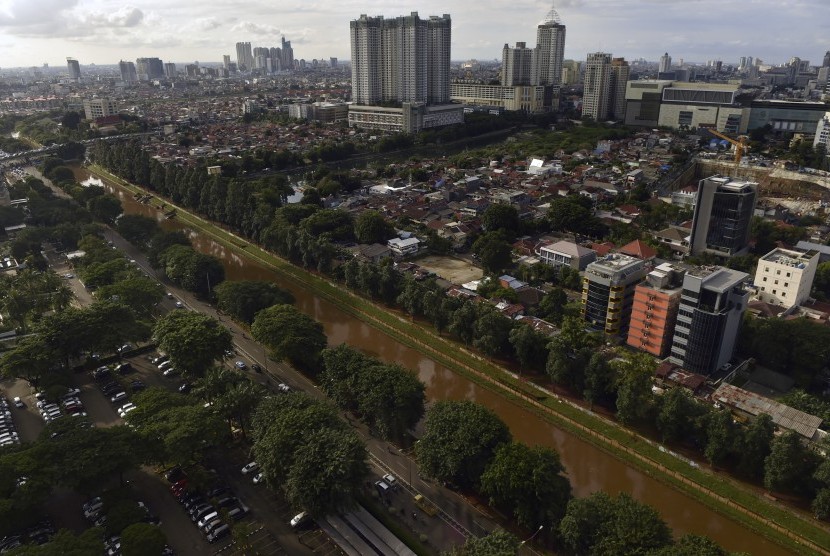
[713,383,823,439]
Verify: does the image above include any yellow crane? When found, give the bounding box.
[706,128,749,165]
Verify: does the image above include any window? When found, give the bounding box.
[784,282,788,287]
[678,111,693,127]
[786,272,791,277]
[776,270,781,275]
[774,280,778,285]
[772,289,777,295]
[763,277,767,282]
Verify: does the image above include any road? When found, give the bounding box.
[101,217,504,554]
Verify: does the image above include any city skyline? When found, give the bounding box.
[0,0,827,69]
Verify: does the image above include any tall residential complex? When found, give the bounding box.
[235,42,254,71]
[164,63,177,79]
[689,176,757,257]
[118,60,137,84]
[501,43,534,86]
[66,58,80,81]
[350,12,451,105]
[659,52,672,73]
[534,5,566,87]
[136,57,164,81]
[609,57,630,120]
[280,37,294,71]
[582,254,648,336]
[669,266,749,375]
[582,52,612,121]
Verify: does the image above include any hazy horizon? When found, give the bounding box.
[0,0,827,69]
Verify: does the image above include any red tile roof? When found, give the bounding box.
[619,239,657,260]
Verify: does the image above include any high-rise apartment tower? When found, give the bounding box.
[66,58,80,81]
[533,4,566,87]
[583,52,612,121]
[350,12,451,105]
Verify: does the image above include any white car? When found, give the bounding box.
[252,472,264,484]
[12,397,24,408]
[240,461,259,475]
[118,403,136,417]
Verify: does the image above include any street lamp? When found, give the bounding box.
[520,525,544,546]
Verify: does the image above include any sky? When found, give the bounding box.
[0,0,827,69]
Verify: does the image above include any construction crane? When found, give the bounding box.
[706,128,749,165]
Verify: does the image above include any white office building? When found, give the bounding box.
[753,248,819,308]
[583,52,612,121]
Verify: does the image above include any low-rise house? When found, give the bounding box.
[536,240,597,271]
[388,237,420,257]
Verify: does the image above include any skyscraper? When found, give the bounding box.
[659,52,672,73]
[66,58,80,81]
[533,4,566,87]
[235,42,253,71]
[501,42,534,86]
[350,12,451,105]
[281,37,294,72]
[689,175,757,257]
[668,266,749,375]
[609,57,630,120]
[119,60,137,84]
[164,63,177,79]
[582,52,611,121]
[136,57,164,81]
[223,55,231,70]
[823,51,830,68]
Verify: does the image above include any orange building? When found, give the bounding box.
[627,263,685,358]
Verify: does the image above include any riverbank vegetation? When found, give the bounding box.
[86,141,830,553]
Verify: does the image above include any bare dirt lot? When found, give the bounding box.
[414,256,483,285]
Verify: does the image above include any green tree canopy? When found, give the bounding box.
[764,430,820,496]
[354,209,396,244]
[482,204,520,238]
[472,232,513,274]
[214,280,295,323]
[480,442,572,530]
[559,492,672,556]
[416,400,512,489]
[120,523,167,556]
[153,311,232,377]
[115,215,160,248]
[442,529,519,556]
[251,304,327,370]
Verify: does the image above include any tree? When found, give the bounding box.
[416,400,511,489]
[147,230,190,267]
[559,492,672,556]
[251,304,327,371]
[583,352,616,409]
[538,287,568,325]
[442,529,519,556]
[546,316,596,392]
[548,196,592,234]
[764,430,820,496]
[480,442,571,530]
[450,302,478,345]
[473,307,515,359]
[60,111,82,131]
[153,311,232,377]
[508,324,549,373]
[813,488,830,520]
[120,523,167,556]
[214,280,295,323]
[472,233,513,274]
[651,534,729,556]
[158,244,225,296]
[96,277,164,316]
[704,409,737,467]
[738,414,775,480]
[355,363,425,442]
[87,194,123,224]
[283,427,368,516]
[116,215,159,249]
[613,352,656,425]
[0,335,54,385]
[656,387,706,444]
[482,204,520,238]
[354,210,396,244]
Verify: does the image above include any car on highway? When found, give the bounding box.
[234,360,247,370]
[175,301,184,309]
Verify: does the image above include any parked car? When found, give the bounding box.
[111,392,128,404]
[12,397,24,408]
[207,523,230,543]
[290,511,311,529]
[240,461,258,475]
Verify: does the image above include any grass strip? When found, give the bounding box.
[88,164,830,555]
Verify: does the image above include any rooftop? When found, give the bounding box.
[713,383,823,440]
[761,247,818,267]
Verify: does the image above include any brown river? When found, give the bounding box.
[79,167,792,555]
